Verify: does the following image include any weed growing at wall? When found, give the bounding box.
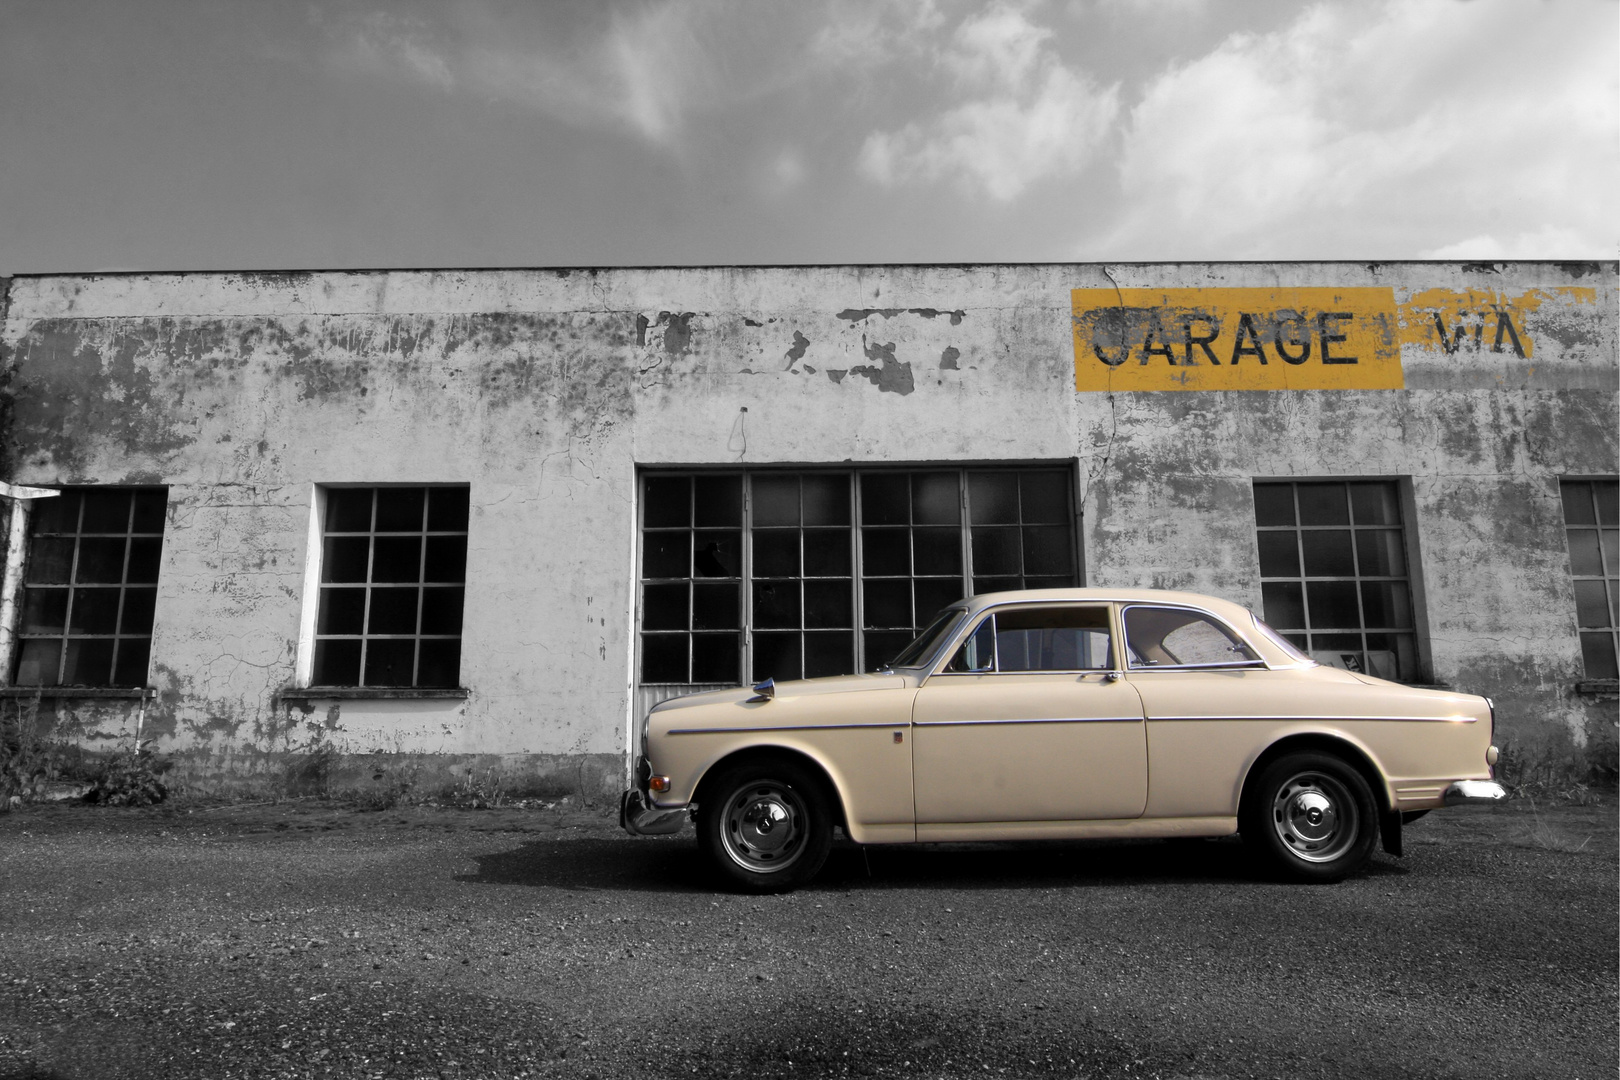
[284,739,340,797]
[0,691,59,811]
[1496,736,1612,803]
[83,741,173,806]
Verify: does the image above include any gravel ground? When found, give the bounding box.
[0,797,1614,1080]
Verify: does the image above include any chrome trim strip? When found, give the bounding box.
[1146,714,1478,723]
[667,721,898,735]
[1128,661,1268,672]
[914,716,1142,727]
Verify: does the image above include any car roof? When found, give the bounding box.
[957,587,1256,624]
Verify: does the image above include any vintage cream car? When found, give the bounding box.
[621,588,1505,891]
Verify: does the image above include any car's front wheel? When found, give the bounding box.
[696,760,833,893]
[1241,751,1378,882]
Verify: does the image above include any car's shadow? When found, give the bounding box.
[453,833,1409,893]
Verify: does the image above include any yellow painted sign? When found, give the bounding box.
[1072,287,1405,391]
[1395,286,1597,360]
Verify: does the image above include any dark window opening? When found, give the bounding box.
[13,487,168,688]
[311,486,469,688]
[639,468,1078,686]
[1561,479,1619,680]
[1254,479,1419,682]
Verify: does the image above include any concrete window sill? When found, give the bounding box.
[278,687,470,701]
[1575,680,1619,697]
[0,687,152,700]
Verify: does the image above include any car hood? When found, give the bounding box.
[651,672,911,714]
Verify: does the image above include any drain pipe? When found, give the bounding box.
[0,481,59,682]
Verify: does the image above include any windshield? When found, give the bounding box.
[1250,612,1315,665]
[882,607,967,669]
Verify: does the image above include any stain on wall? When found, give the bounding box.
[0,262,1613,785]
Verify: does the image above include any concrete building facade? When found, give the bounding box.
[0,262,1614,795]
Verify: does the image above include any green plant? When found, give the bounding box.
[83,740,173,807]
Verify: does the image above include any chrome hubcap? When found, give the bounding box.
[720,782,806,873]
[1270,772,1357,863]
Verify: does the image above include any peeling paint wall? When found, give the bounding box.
[0,263,1614,785]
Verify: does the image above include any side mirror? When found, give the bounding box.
[747,677,775,703]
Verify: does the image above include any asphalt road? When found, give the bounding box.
[1,798,1614,1080]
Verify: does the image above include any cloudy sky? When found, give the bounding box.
[1,0,1615,273]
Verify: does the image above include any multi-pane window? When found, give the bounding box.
[1561,479,1618,680]
[639,467,1077,685]
[13,488,167,688]
[312,486,469,689]
[1254,480,1418,682]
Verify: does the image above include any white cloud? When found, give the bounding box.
[1422,227,1614,261]
[810,0,946,66]
[857,2,1121,201]
[323,2,753,146]
[1095,0,1620,258]
[342,12,456,91]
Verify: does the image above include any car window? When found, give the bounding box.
[887,606,966,669]
[1123,606,1259,668]
[947,606,1114,672]
[945,617,996,672]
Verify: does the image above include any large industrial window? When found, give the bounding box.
[13,488,167,688]
[639,467,1077,686]
[1561,479,1618,680]
[311,486,469,688]
[1254,480,1419,682]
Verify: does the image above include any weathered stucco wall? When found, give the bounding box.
[1,262,1614,789]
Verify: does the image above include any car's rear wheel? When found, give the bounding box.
[696,760,832,893]
[1241,751,1378,882]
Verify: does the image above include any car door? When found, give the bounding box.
[1119,603,1276,819]
[910,603,1148,826]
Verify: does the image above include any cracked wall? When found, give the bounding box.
[0,263,1614,783]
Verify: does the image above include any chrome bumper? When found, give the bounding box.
[1443,779,1508,806]
[619,789,691,836]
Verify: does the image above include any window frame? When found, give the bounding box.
[299,484,471,691]
[1559,477,1619,681]
[1120,603,1266,672]
[636,465,1082,686]
[8,486,168,690]
[940,604,1117,675]
[1253,478,1426,683]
